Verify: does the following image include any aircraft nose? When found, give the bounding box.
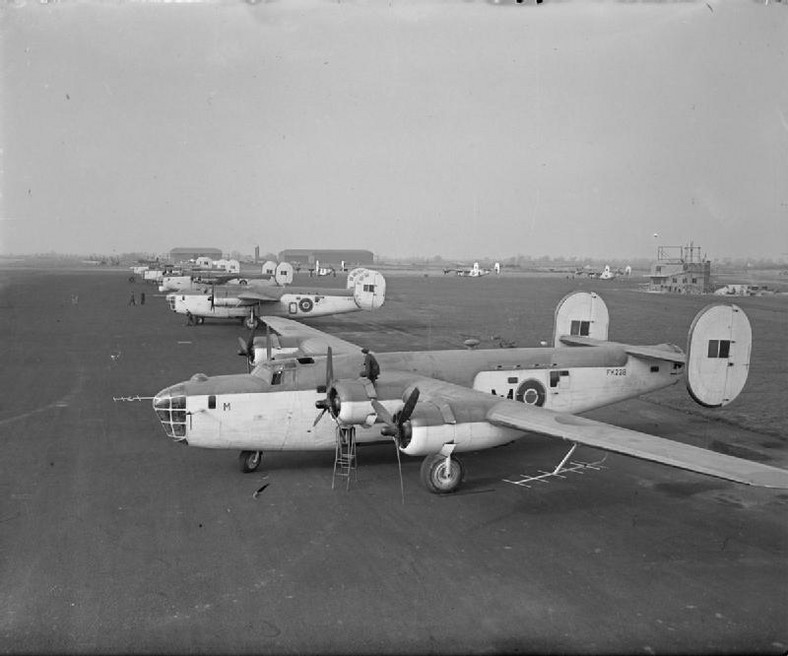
[152,384,188,442]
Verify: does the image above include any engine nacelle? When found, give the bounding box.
[210,296,241,307]
[330,380,376,427]
[399,406,521,456]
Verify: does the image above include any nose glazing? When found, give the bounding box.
[153,384,187,440]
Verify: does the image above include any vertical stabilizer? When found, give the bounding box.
[353,270,386,310]
[346,267,370,290]
[686,304,751,407]
[274,262,294,286]
[552,291,610,348]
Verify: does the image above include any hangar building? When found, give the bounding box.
[169,247,223,263]
[278,249,374,267]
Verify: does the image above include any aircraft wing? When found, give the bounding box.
[486,400,787,488]
[395,374,788,489]
[259,316,362,355]
[559,335,686,364]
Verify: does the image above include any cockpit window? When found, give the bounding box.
[271,370,283,385]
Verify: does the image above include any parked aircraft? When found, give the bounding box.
[159,262,294,293]
[443,262,501,277]
[152,291,788,494]
[166,268,385,327]
[308,259,337,277]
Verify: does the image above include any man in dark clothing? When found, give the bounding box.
[186,310,194,326]
[140,292,146,305]
[128,292,136,306]
[362,347,380,383]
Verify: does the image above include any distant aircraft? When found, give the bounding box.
[443,262,500,277]
[166,268,385,327]
[151,291,788,494]
[159,262,294,293]
[598,265,616,280]
[308,259,337,277]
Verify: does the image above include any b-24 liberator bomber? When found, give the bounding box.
[151,291,788,494]
[159,261,295,293]
[165,267,385,328]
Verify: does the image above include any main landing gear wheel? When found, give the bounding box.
[239,450,262,473]
[196,317,205,325]
[245,316,259,330]
[420,452,465,494]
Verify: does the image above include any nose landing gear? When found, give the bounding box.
[239,450,262,473]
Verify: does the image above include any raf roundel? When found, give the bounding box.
[515,379,546,406]
[298,298,314,313]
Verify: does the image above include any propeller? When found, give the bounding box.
[313,346,335,426]
[371,387,420,505]
[237,322,258,372]
[209,283,216,310]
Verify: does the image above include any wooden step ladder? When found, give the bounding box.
[333,426,357,490]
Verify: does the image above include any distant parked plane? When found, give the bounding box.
[443,262,501,277]
[166,268,385,328]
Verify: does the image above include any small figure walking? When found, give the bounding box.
[140,292,146,305]
[185,310,194,326]
[128,292,136,306]
[361,347,380,384]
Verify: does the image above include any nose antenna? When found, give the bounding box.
[113,395,155,402]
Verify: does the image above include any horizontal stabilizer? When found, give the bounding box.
[559,336,686,364]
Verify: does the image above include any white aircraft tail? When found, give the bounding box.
[686,304,751,407]
[552,291,610,348]
[274,262,294,286]
[346,267,370,290]
[353,270,386,310]
[261,260,278,276]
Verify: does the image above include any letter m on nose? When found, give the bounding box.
[223,402,231,411]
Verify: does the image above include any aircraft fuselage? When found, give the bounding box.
[153,345,683,453]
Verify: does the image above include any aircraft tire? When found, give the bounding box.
[196,317,205,325]
[245,316,259,330]
[239,279,248,285]
[420,453,464,494]
[239,450,262,473]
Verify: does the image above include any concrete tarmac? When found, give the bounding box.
[0,268,786,654]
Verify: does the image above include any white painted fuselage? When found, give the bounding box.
[166,290,362,322]
[153,345,683,454]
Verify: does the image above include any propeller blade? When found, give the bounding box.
[399,387,420,425]
[265,323,272,362]
[246,324,257,358]
[325,346,333,389]
[370,399,395,428]
[393,438,405,505]
[313,347,336,427]
[237,336,249,355]
[313,407,328,427]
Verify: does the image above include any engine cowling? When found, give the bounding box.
[330,380,377,427]
[398,405,521,456]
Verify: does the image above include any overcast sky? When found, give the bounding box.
[2,0,786,260]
